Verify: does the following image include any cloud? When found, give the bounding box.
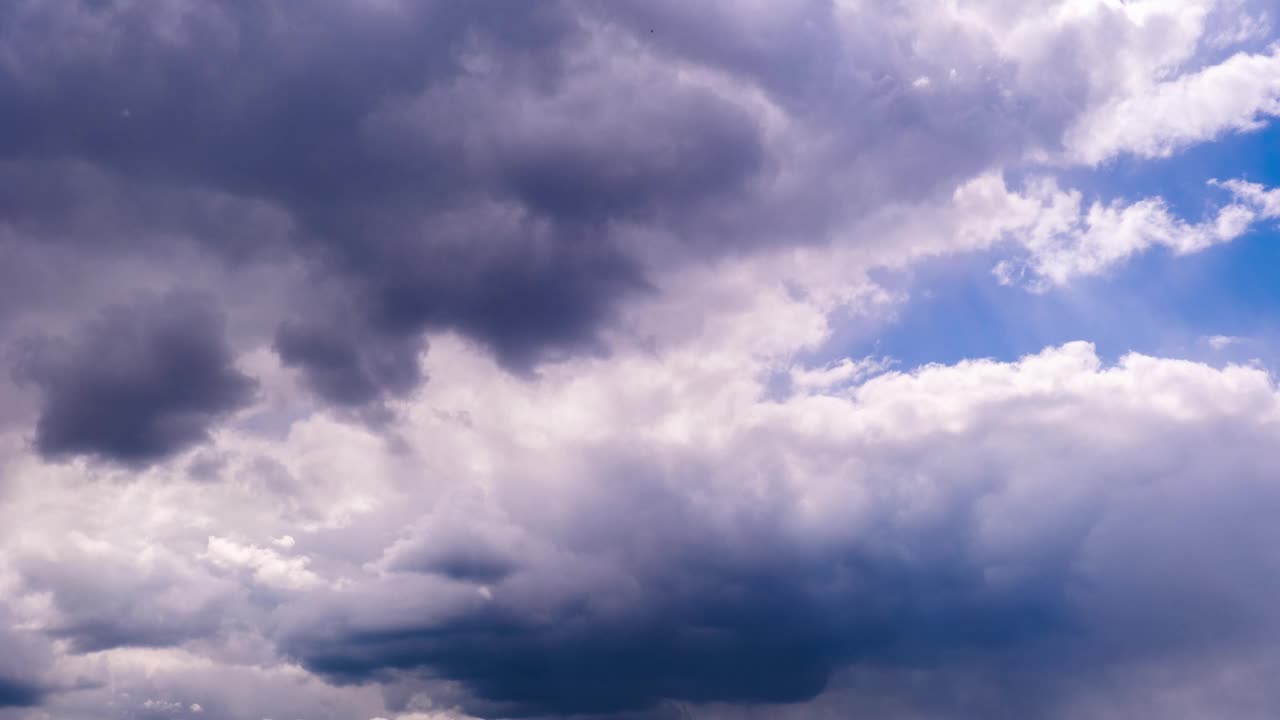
[1066,43,1280,164]
[0,614,54,710]
[1206,334,1243,350]
[0,0,1257,415]
[9,291,256,464]
[993,177,1280,288]
[204,536,321,590]
[14,645,391,720]
[788,357,893,391]
[262,338,1280,718]
[0,667,45,710]
[0,2,1278,719]
[274,318,425,415]
[17,536,236,653]
[6,323,1280,717]
[382,531,519,586]
[0,0,737,407]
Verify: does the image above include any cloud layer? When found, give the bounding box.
[2,0,1269,425]
[1,1,1279,719]
[7,333,1280,719]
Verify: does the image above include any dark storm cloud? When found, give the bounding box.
[274,319,424,411]
[0,0,1052,414]
[276,406,1280,719]
[0,677,43,710]
[0,620,54,710]
[280,465,1077,718]
[0,2,1276,719]
[0,0,738,407]
[284,531,1071,718]
[10,291,256,464]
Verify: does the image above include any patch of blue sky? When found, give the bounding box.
[844,121,1280,372]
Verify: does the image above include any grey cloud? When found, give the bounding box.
[10,291,256,464]
[24,650,389,720]
[0,3,1274,718]
[381,512,526,584]
[0,618,55,710]
[0,0,1083,414]
[18,546,235,653]
[275,318,424,412]
[0,673,45,710]
[0,1,608,409]
[275,355,1280,718]
[385,538,518,585]
[281,483,1075,717]
[492,86,766,227]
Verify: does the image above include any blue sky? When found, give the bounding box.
[860,122,1280,370]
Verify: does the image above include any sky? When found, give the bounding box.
[0,2,1279,719]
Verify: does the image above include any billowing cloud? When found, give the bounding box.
[1065,42,1280,164]
[1,1,1278,719]
[260,339,1280,718]
[0,0,1265,419]
[994,177,1280,287]
[16,534,237,653]
[9,291,256,464]
[5,325,1280,717]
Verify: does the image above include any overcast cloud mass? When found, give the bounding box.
[2,1,1280,718]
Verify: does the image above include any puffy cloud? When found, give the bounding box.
[204,536,321,590]
[261,337,1280,718]
[273,318,425,416]
[788,357,894,391]
[9,291,256,464]
[4,321,1280,717]
[0,1,1278,719]
[1065,43,1280,164]
[16,535,237,653]
[0,0,1264,419]
[993,177,1280,287]
[1217,177,1280,217]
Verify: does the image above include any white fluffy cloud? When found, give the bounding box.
[1066,43,1280,164]
[993,177,1280,287]
[203,536,321,590]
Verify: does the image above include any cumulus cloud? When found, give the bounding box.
[17,535,236,653]
[260,339,1280,718]
[993,177,1280,287]
[204,536,321,590]
[6,323,1280,717]
[1066,43,1280,164]
[788,357,894,391]
[0,0,1262,419]
[9,291,256,464]
[0,1,1278,719]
